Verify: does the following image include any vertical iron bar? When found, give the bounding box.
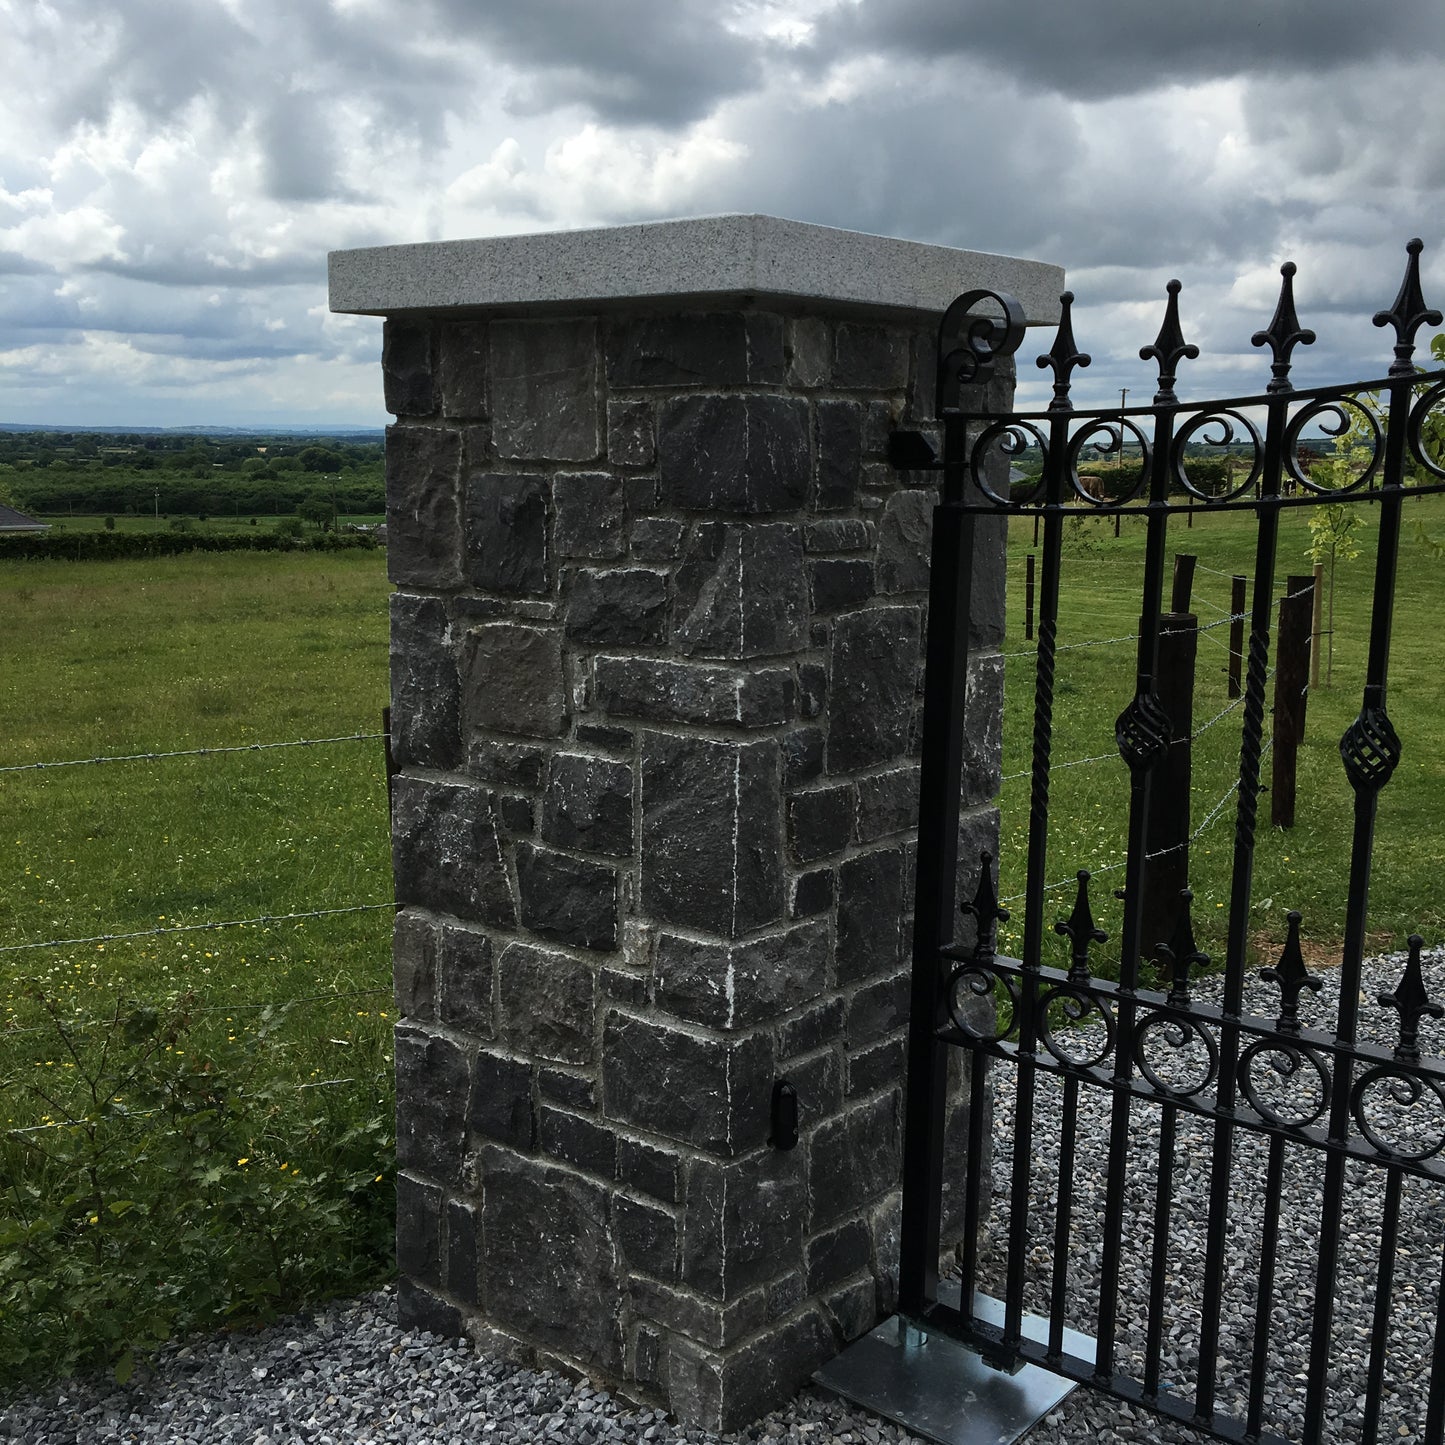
[1025,552,1036,640]
[1228,575,1246,700]
[1360,1168,1404,1445]
[1305,370,1412,1440]
[1143,1100,1177,1399]
[1095,396,1173,1381]
[1246,1135,1286,1439]
[1196,387,1289,1422]
[1426,1211,1445,1444]
[1004,403,1070,1348]
[956,1049,989,1313]
[1047,1074,1079,1363]
[899,408,979,1318]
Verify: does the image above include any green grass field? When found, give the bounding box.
[25,512,385,535]
[0,548,395,1387]
[993,493,1445,971]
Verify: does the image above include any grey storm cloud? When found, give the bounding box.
[423,0,765,125]
[804,0,1445,100]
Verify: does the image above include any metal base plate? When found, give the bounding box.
[813,1288,1092,1445]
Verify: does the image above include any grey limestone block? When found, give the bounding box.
[464,473,550,596]
[396,1278,464,1341]
[604,312,784,389]
[651,919,830,1031]
[445,1198,481,1307]
[854,764,920,843]
[835,847,903,985]
[613,1194,680,1283]
[461,622,566,739]
[541,751,634,857]
[382,320,435,418]
[781,726,823,788]
[437,921,494,1035]
[629,516,686,561]
[680,1147,805,1301]
[467,737,547,790]
[790,868,835,919]
[391,774,517,929]
[515,840,619,952]
[665,1305,835,1435]
[617,1135,683,1205]
[389,593,460,771]
[602,1010,774,1156]
[806,1089,902,1231]
[395,1024,471,1187]
[607,399,655,467]
[846,970,909,1045]
[813,401,862,512]
[797,659,827,719]
[870,1191,903,1314]
[786,784,854,865]
[672,522,808,660]
[539,1105,618,1178]
[479,1147,623,1372]
[875,489,931,595]
[395,1172,442,1289]
[657,394,809,514]
[468,1046,534,1149]
[785,1048,843,1121]
[639,730,783,938]
[834,322,909,391]
[497,939,598,1065]
[566,567,669,647]
[595,657,794,729]
[961,652,1005,803]
[385,424,462,588]
[393,909,436,1021]
[554,471,625,559]
[786,316,831,388]
[805,1217,871,1296]
[807,558,873,614]
[490,319,600,463]
[438,320,488,420]
[824,607,922,773]
[847,1035,906,1098]
[822,1277,878,1343]
[630,1277,770,1350]
[777,996,845,1059]
[804,518,872,553]
[538,1064,597,1111]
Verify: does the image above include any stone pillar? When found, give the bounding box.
[329,216,1061,1433]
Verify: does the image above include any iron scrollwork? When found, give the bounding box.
[1170,409,1263,502]
[936,289,1027,413]
[947,853,1017,1044]
[1134,892,1219,1100]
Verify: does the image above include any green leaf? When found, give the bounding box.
[113,1347,135,1385]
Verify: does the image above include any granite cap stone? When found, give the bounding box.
[329,214,1063,324]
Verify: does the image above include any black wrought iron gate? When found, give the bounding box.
[897,243,1445,1445]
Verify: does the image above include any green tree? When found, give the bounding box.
[296,497,332,531]
[1305,429,1370,685]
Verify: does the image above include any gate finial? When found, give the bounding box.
[1140,279,1199,405]
[1374,239,1442,378]
[1055,869,1107,983]
[1379,934,1443,1062]
[960,850,1009,965]
[935,289,1027,414]
[1036,292,1091,413]
[1260,910,1322,1035]
[1153,888,1209,1006]
[1251,262,1316,395]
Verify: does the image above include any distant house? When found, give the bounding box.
[0,503,49,534]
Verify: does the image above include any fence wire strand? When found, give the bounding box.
[0,903,397,958]
[0,731,387,776]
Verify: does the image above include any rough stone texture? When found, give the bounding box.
[367,259,1017,1430]
[491,320,599,462]
[640,731,782,938]
[465,473,549,595]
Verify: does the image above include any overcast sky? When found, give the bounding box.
[3,0,1444,428]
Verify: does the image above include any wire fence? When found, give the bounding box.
[0,730,387,775]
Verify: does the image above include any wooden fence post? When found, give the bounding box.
[1310,560,1324,693]
[1228,575,1246,700]
[1025,553,1036,640]
[1142,596,1198,967]
[1271,576,1314,827]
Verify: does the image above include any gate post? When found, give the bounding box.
[330,218,1061,1432]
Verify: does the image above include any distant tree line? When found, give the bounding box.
[0,431,384,518]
